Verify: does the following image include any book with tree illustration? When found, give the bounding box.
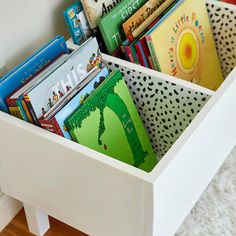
[145,0,224,91]
[39,66,109,139]
[65,70,158,172]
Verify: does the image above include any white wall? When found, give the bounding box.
[0,0,75,229]
[0,0,75,73]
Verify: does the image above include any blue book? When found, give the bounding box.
[63,1,92,45]
[22,37,104,126]
[0,35,69,114]
[39,67,109,139]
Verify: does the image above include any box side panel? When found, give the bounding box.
[152,68,236,236]
[207,0,236,78]
[0,112,144,236]
[104,55,212,158]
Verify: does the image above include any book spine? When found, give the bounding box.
[19,99,34,123]
[23,95,40,126]
[145,35,161,71]
[0,36,69,113]
[16,99,29,122]
[64,12,79,45]
[130,43,140,65]
[125,45,135,63]
[140,37,152,68]
[39,118,64,137]
[135,43,146,67]
[80,0,96,29]
[5,97,24,120]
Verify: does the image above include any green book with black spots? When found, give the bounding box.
[98,0,147,54]
[65,70,158,172]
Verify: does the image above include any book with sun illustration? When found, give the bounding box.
[65,70,158,172]
[145,0,224,91]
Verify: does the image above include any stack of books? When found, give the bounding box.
[65,0,224,91]
[0,35,157,172]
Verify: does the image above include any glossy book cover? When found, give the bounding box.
[98,0,147,54]
[0,35,68,113]
[24,37,104,124]
[146,0,224,91]
[63,1,92,45]
[40,67,109,140]
[65,70,158,172]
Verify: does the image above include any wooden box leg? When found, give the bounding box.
[24,203,50,236]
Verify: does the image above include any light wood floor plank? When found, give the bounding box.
[0,210,87,236]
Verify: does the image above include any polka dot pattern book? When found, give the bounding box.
[145,0,224,91]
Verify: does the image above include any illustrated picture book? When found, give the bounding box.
[20,37,104,125]
[98,0,147,54]
[39,66,109,140]
[0,35,69,114]
[63,1,92,45]
[122,0,166,42]
[65,70,158,172]
[6,53,71,122]
[145,0,224,90]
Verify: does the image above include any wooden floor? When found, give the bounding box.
[0,210,88,236]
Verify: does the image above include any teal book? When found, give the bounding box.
[65,70,158,172]
[98,0,147,54]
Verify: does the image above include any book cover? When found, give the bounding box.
[146,0,224,90]
[80,0,122,29]
[7,53,71,122]
[63,1,92,45]
[0,35,69,114]
[23,37,104,125]
[40,67,109,139]
[65,70,158,172]
[122,0,165,42]
[98,0,147,54]
[131,0,175,39]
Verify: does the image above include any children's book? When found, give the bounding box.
[6,53,71,122]
[122,0,165,42]
[63,1,92,45]
[80,0,122,29]
[98,0,147,54]
[145,0,224,90]
[21,37,105,125]
[123,17,160,67]
[132,0,175,39]
[40,67,109,139]
[0,36,69,114]
[65,70,158,172]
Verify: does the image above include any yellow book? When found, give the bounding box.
[146,0,224,91]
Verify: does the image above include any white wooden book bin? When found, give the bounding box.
[0,0,235,235]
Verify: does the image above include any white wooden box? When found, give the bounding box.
[0,1,235,235]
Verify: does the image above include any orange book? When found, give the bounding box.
[122,0,165,42]
[132,0,175,40]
